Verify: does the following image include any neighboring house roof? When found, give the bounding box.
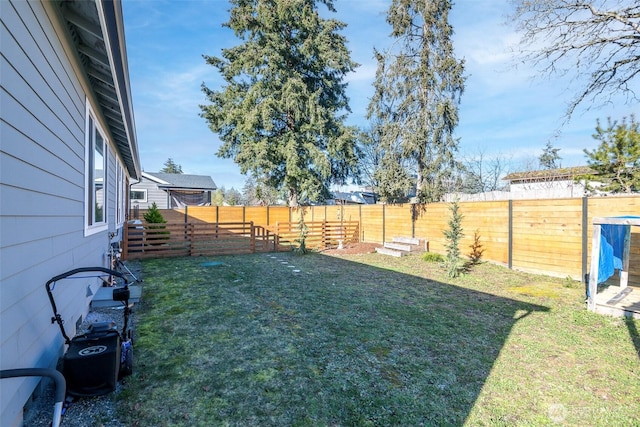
[331,191,377,204]
[54,0,140,179]
[503,166,595,184]
[142,172,217,191]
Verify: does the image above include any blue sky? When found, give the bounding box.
[122,0,634,191]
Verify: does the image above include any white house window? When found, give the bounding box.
[130,189,147,202]
[85,104,108,235]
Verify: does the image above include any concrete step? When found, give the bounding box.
[384,242,415,252]
[92,285,142,308]
[375,247,405,257]
[392,236,421,245]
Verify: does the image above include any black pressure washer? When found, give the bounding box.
[45,267,133,397]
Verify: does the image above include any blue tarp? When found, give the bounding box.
[596,216,639,284]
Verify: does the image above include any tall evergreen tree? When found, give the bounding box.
[374,147,414,203]
[201,0,359,207]
[368,0,465,203]
[242,176,280,206]
[226,188,243,206]
[160,158,183,174]
[581,115,640,193]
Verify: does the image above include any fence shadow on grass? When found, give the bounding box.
[625,317,640,360]
[122,252,549,426]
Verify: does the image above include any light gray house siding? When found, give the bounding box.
[132,175,172,210]
[130,172,217,212]
[0,1,139,425]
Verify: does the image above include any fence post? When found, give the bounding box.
[359,204,363,242]
[183,207,188,245]
[382,204,386,244]
[508,200,513,269]
[322,220,327,249]
[188,223,194,256]
[122,222,129,260]
[250,221,255,253]
[411,204,416,239]
[582,196,588,281]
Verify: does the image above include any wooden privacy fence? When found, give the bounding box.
[130,195,640,281]
[123,219,359,260]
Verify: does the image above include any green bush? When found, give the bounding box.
[143,202,169,244]
[422,252,444,262]
[443,200,465,278]
[143,202,166,224]
[293,209,309,255]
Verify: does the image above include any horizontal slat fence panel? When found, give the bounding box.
[512,199,584,278]
[268,207,291,225]
[359,205,384,243]
[218,206,244,223]
[181,206,216,223]
[342,205,361,222]
[385,205,412,241]
[126,223,190,259]
[124,222,279,259]
[309,206,327,222]
[245,206,268,225]
[458,201,510,265]
[413,203,449,253]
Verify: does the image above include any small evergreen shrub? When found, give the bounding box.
[443,200,465,278]
[143,202,166,224]
[468,229,485,265]
[143,202,168,244]
[293,209,309,255]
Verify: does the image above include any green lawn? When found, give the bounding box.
[118,252,640,426]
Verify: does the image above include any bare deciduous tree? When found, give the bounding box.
[510,0,640,118]
[460,148,511,193]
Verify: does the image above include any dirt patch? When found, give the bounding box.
[319,242,382,256]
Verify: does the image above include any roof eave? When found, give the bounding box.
[98,0,140,180]
[56,0,140,180]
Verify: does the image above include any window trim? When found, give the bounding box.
[84,101,109,236]
[116,163,126,226]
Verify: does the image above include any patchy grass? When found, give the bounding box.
[118,253,640,426]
